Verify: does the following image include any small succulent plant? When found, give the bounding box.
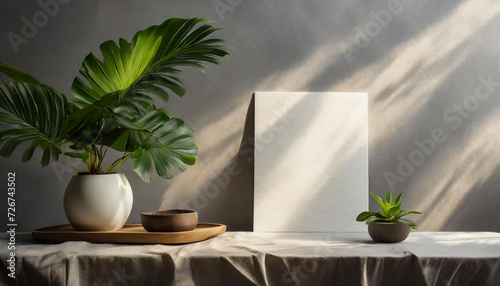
[356,191,422,229]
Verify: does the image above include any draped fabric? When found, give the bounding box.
[1,232,499,286]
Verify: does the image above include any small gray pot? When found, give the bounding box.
[368,221,410,243]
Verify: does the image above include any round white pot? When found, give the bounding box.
[64,173,133,231]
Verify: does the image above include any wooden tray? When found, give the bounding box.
[32,223,226,244]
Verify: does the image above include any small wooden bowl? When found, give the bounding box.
[141,209,198,232]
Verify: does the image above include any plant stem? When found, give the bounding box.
[96,146,108,173]
[60,150,79,175]
[105,153,131,173]
[90,144,101,174]
[87,121,105,147]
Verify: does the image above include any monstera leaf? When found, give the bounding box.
[0,81,70,166]
[71,17,230,112]
[103,110,198,182]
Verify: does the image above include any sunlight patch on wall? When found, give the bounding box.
[415,115,500,230]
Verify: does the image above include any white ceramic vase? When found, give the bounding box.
[63,173,133,231]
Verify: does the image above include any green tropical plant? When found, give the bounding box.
[356,191,422,229]
[0,18,230,182]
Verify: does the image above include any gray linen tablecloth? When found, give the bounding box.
[1,231,500,286]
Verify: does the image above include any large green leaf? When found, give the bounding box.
[0,81,69,166]
[106,110,198,182]
[0,61,65,98]
[72,18,230,111]
[0,61,43,86]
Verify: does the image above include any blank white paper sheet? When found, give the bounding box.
[254,92,368,232]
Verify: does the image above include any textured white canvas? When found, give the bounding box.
[254,92,368,232]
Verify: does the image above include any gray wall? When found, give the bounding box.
[1,0,499,232]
